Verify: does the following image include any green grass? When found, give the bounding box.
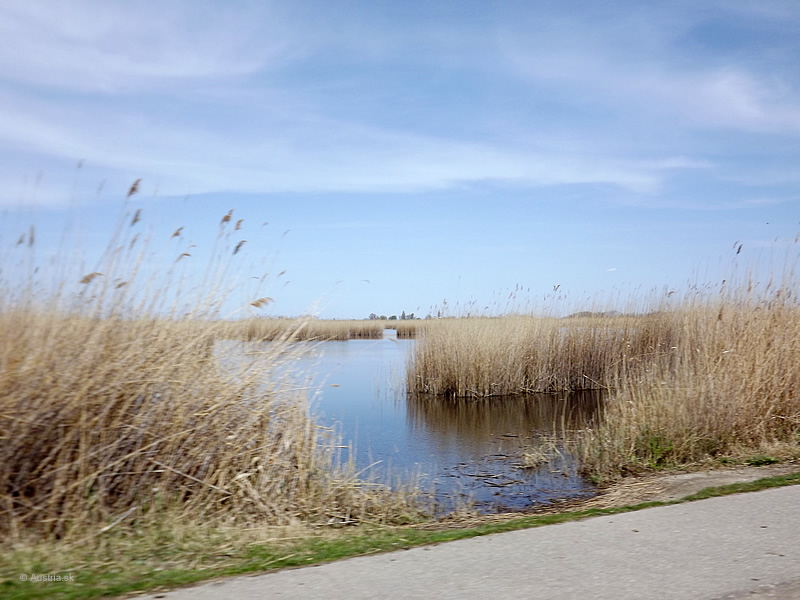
[745,454,781,466]
[3,471,799,600]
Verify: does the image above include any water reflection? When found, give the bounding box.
[223,335,600,514]
[406,392,601,512]
[406,391,600,445]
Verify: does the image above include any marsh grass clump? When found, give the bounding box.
[221,318,387,342]
[1,312,324,538]
[580,282,800,477]
[409,271,800,476]
[520,439,563,470]
[217,317,425,342]
[408,314,678,397]
[0,202,423,550]
[389,320,424,338]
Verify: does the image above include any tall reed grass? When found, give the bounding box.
[410,272,800,477]
[1,201,422,544]
[218,318,425,342]
[580,280,800,476]
[408,314,677,397]
[391,320,425,339]
[220,318,386,342]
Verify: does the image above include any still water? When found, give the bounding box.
[292,330,599,513]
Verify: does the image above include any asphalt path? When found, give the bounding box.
[139,485,800,600]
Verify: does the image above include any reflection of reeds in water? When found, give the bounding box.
[408,392,602,513]
[406,391,601,449]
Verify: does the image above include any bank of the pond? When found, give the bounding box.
[3,465,798,600]
[229,335,601,514]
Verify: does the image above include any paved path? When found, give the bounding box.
[139,486,800,599]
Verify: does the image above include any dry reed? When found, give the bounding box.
[409,274,800,476]
[0,204,422,545]
[580,281,800,476]
[218,318,425,342]
[408,314,677,397]
[390,320,424,339]
[220,318,387,342]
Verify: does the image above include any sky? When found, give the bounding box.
[1,1,799,318]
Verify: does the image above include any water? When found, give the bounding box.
[272,330,599,513]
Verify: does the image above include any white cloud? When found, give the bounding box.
[0,1,794,208]
[0,1,292,93]
[0,96,669,206]
[634,68,800,134]
[499,5,800,136]
[508,51,800,135]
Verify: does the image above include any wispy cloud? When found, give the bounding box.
[0,1,292,93]
[503,26,800,135]
[0,91,678,206]
[0,1,797,211]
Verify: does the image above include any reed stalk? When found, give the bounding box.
[409,275,800,475]
[1,204,422,544]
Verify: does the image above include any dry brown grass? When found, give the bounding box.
[580,284,800,477]
[408,314,677,397]
[219,318,386,342]
[390,320,425,338]
[408,277,800,477]
[218,318,426,342]
[0,206,423,547]
[1,312,326,539]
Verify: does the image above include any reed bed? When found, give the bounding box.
[580,284,800,476]
[219,318,426,342]
[219,318,386,342]
[1,207,422,546]
[410,279,800,476]
[408,314,677,397]
[390,320,425,339]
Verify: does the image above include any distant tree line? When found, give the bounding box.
[368,311,420,320]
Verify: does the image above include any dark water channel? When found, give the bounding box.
[291,330,600,514]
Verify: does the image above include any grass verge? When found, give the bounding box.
[2,471,799,600]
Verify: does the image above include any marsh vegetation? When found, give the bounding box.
[2,196,799,599]
[220,318,386,341]
[218,316,425,342]
[408,279,800,478]
[0,206,426,556]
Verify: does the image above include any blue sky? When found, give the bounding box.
[1,1,799,318]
